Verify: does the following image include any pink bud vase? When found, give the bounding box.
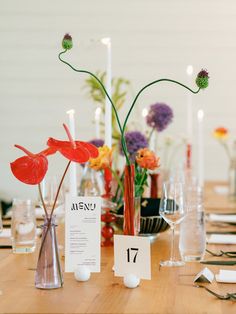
[35,216,63,289]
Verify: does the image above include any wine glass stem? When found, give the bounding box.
[170,225,175,262]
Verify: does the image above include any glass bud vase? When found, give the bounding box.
[123,164,140,236]
[35,216,63,289]
[229,158,236,201]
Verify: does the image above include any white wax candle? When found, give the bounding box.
[197,109,204,187]
[66,109,77,197]
[95,107,101,138]
[101,38,112,148]
[186,65,193,143]
[142,107,148,133]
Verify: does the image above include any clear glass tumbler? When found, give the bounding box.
[179,182,206,262]
[11,199,36,253]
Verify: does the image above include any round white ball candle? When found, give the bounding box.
[123,274,140,288]
[74,266,91,282]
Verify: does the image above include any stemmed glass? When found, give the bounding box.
[159,181,186,267]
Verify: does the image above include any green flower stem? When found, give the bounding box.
[135,168,147,197]
[122,79,201,140]
[109,167,124,194]
[50,160,71,219]
[58,50,130,165]
[38,183,48,220]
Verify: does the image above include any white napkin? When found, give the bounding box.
[0,229,11,238]
[0,228,42,238]
[207,234,236,244]
[208,214,236,223]
[215,270,236,283]
[214,185,228,195]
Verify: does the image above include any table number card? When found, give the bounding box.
[65,196,101,272]
[114,235,151,280]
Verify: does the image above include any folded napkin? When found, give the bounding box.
[214,185,228,195]
[4,205,64,220]
[0,228,42,238]
[0,229,11,238]
[208,214,236,223]
[207,234,236,244]
[215,270,236,283]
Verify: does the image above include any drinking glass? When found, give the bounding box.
[11,199,36,253]
[159,181,186,266]
[0,210,3,233]
[179,183,206,262]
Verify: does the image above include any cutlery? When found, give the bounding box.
[207,231,236,235]
[194,285,236,300]
[206,249,236,258]
[0,245,12,249]
[201,260,236,265]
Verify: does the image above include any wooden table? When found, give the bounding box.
[1,182,236,314]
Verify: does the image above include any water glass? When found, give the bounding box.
[0,210,3,233]
[179,184,206,262]
[11,199,36,253]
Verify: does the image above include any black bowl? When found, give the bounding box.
[114,198,169,235]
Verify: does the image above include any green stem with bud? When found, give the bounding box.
[59,49,202,166]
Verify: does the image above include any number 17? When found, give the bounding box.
[127,248,139,263]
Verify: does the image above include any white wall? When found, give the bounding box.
[1,0,235,199]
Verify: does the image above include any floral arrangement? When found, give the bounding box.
[213,127,235,160]
[10,123,98,220]
[59,33,209,235]
[59,34,209,167]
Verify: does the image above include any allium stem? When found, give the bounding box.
[58,51,130,165]
[122,79,201,139]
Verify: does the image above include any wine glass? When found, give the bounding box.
[159,181,186,267]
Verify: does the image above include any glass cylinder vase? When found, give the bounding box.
[123,164,140,236]
[35,216,63,289]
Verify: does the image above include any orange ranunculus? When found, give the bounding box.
[136,148,160,170]
[89,145,112,171]
[213,127,228,139]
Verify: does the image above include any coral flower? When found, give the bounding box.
[89,145,112,171]
[10,146,56,185]
[47,124,98,163]
[213,127,228,139]
[136,148,160,170]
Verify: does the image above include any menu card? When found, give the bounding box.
[65,196,101,272]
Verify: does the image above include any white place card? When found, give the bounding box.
[114,235,151,280]
[194,267,214,283]
[65,196,101,273]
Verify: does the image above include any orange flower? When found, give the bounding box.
[213,127,228,139]
[89,145,112,171]
[136,148,160,170]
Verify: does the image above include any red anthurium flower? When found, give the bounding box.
[47,124,98,163]
[10,145,53,185]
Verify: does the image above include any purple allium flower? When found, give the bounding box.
[196,69,209,89]
[89,139,104,148]
[120,131,148,159]
[146,103,173,132]
[62,33,73,50]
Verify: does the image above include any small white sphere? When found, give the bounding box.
[74,266,91,282]
[123,274,140,288]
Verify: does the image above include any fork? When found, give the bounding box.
[206,249,236,258]
[194,285,236,300]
